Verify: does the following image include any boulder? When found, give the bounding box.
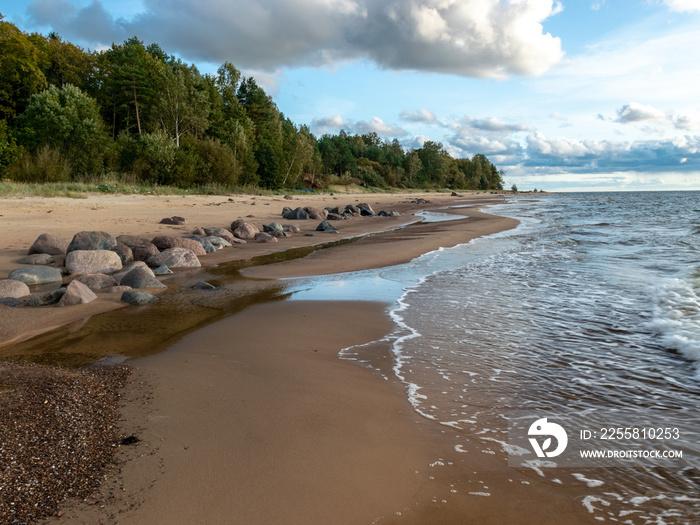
[284,224,302,234]
[345,204,360,214]
[305,207,328,220]
[284,194,294,200]
[282,207,309,220]
[26,288,66,307]
[147,248,201,268]
[0,279,31,299]
[232,220,260,240]
[202,236,231,247]
[153,264,173,276]
[326,213,346,221]
[255,232,278,243]
[316,221,338,233]
[67,231,117,253]
[0,297,23,307]
[113,262,151,283]
[357,203,376,216]
[18,253,55,265]
[28,233,69,256]
[271,230,289,238]
[58,280,97,306]
[115,235,150,248]
[159,216,187,225]
[193,281,216,291]
[65,250,123,275]
[378,210,401,217]
[104,285,132,294]
[184,235,216,253]
[120,267,167,289]
[151,236,206,256]
[69,273,117,290]
[133,242,160,262]
[192,227,206,236]
[263,222,284,234]
[121,290,159,306]
[112,242,134,266]
[8,266,63,285]
[203,227,234,243]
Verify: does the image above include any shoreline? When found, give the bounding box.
[2,190,592,524]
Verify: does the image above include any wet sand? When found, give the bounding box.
[0,190,596,524]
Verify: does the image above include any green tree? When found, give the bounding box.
[43,33,97,91]
[416,141,448,187]
[0,21,47,120]
[156,60,209,146]
[16,84,109,176]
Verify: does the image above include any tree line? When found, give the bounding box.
[0,18,504,191]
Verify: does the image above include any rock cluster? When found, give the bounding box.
[2,202,403,310]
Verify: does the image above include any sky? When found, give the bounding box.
[2,0,700,191]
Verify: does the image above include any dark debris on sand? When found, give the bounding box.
[0,362,131,525]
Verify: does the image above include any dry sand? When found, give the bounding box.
[0,190,596,524]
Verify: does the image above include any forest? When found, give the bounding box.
[0,18,505,192]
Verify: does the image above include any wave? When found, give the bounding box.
[649,269,700,377]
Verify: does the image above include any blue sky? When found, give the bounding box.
[3,0,699,191]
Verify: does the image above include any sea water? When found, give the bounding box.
[288,191,700,523]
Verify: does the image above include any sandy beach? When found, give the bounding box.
[0,190,596,524]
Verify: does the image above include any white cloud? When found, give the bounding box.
[664,0,700,12]
[310,115,406,137]
[673,110,700,131]
[351,116,407,137]
[616,102,668,124]
[399,109,439,123]
[25,0,565,78]
[527,132,592,156]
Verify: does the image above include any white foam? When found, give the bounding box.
[649,274,700,376]
[572,473,605,488]
[582,496,611,514]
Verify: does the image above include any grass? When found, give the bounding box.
[0,175,490,199]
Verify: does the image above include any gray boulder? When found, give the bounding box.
[0,297,23,307]
[112,242,134,266]
[67,231,117,253]
[282,207,309,220]
[65,250,123,275]
[202,236,231,247]
[147,247,201,268]
[316,221,338,233]
[113,262,151,283]
[26,288,66,307]
[305,207,328,220]
[284,224,302,234]
[58,280,97,306]
[0,279,31,299]
[263,222,284,233]
[18,254,55,265]
[153,264,173,276]
[120,267,167,289]
[193,281,216,291]
[8,266,63,285]
[104,285,132,294]
[357,203,376,216]
[184,235,216,253]
[69,273,117,290]
[28,233,69,256]
[202,227,235,243]
[121,290,159,306]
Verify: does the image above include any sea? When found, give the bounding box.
[288,191,700,524]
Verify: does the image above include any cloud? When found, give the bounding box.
[673,111,700,131]
[399,109,438,123]
[522,132,700,173]
[616,102,668,124]
[461,115,533,133]
[664,0,700,12]
[310,115,406,137]
[24,0,565,78]
[350,116,407,137]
